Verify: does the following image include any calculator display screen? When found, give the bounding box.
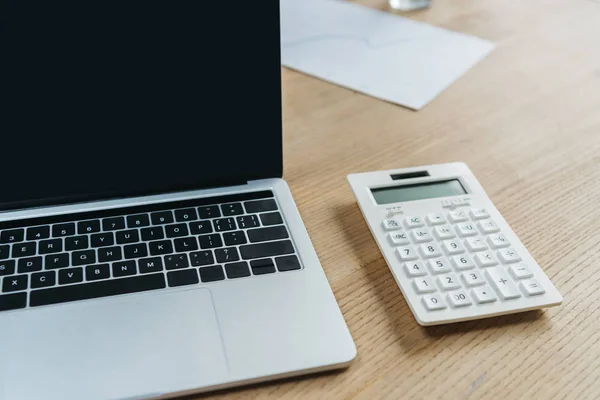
[371,180,466,204]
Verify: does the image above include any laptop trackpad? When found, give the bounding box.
[3,288,228,400]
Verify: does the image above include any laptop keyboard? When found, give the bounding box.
[0,190,301,312]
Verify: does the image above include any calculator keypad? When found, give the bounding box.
[385,208,543,311]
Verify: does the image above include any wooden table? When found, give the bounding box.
[200,0,600,398]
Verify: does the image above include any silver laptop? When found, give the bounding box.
[0,2,356,399]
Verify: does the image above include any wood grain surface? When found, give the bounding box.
[197,0,600,399]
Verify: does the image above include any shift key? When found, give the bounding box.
[240,240,295,260]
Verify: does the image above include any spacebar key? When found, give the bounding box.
[240,240,295,260]
[30,274,166,307]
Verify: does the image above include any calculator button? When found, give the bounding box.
[434,225,455,240]
[388,231,410,246]
[478,220,500,234]
[411,229,432,243]
[456,223,477,237]
[497,247,521,264]
[448,210,468,223]
[413,277,436,294]
[462,270,486,287]
[419,243,442,258]
[442,239,465,255]
[386,206,403,217]
[474,251,499,268]
[437,274,461,291]
[404,216,424,229]
[447,290,472,307]
[426,213,446,226]
[465,237,487,252]
[472,285,497,304]
[382,219,402,231]
[452,198,465,207]
[428,257,452,274]
[487,233,510,248]
[452,254,476,271]
[485,267,521,300]
[397,246,418,261]
[519,279,545,296]
[404,261,427,277]
[469,208,489,220]
[509,263,533,279]
[422,294,446,310]
[441,199,453,208]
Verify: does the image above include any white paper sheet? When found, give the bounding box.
[281,0,495,110]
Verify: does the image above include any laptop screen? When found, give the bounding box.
[0,1,282,211]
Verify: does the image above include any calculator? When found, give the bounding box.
[347,163,562,326]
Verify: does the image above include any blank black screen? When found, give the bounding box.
[0,1,283,210]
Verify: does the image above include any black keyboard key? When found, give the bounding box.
[59,268,84,285]
[149,240,173,256]
[0,260,16,276]
[18,256,43,273]
[199,266,225,282]
[198,205,221,219]
[2,274,27,292]
[126,214,150,228]
[245,199,278,214]
[78,220,101,234]
[175,208,198,222]
[214,218,236,232]
[45,254,70,270]
[30,273,166,307]
[189,251,214,267]
[260,212,283,226]
[112,261,137,277]
[72,250,96,266]
[12,242,37,258]
[165,254,190,270]
[240,240,295,260]
[215,247,240,263]
[31,271,56,289]
[174,237,199,253]
[236,215,260,229]
[27,226,50,240]
[86,264,110,281]
[91,232,115,247]
[39,239,63,254]
[223,231,247,246]
[276,255,301,272]
[247,226,289,243]
[138,257,164,274]
[189,221,213,235]
[124,243,148,259]
[0,292,27,311]
[221,203,244,216]
[225,262,251,279]
[1,229,25,243]
[141,227,165,241]
[116,230,140,244]
[250,259,276,275]
[150,211,174,225]
[167,269,199,287]
[0,245,8,260]
[198,234,223,249]
[53,223,76,237]
[165,223,189,238]
[98,246,123,262]
[65,235,89,251]
[102,217,125,231]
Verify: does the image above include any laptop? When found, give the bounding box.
[0,2,356,399]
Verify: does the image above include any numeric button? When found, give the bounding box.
[413,277,436,293]
[419,243,442,258]
[1,229,25,244]
[428,257,451,274]
[404,261,427,277]
[404,216,424,229]
[388,231,409,246]
[462,270,485,287]
[448,290,472,307]
[397,246,418,261]
[442,239,465,255]
[422,294,446,311]
[452,254,475,271]
[437,274,461,291]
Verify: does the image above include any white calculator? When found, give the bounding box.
[348,163,562,326]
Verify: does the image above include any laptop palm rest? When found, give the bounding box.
[1,288,228,400]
